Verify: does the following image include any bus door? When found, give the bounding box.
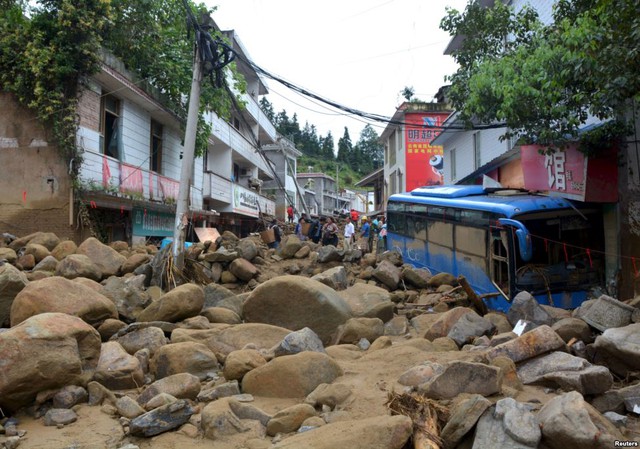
[489,226,511,300]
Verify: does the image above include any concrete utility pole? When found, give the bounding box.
[173,42,203,257]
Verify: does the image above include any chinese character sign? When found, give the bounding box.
[404,112,449,191]
[521,144,618,202]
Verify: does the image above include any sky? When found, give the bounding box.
[205,0,469,146]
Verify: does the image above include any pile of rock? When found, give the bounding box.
[0,231,639,448]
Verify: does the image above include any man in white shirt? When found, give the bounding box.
[343,217,355,251]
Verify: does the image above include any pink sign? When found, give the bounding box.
[120,163,143,194]
[521,144,617,202]
[158,175,179,201]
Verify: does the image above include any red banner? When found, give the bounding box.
[120,163,143,194]
[521,144,618,202]
[158,175,179,201]
[102,155,111,187]
[405,112,450,191]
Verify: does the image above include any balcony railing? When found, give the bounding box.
[79,150,202,207]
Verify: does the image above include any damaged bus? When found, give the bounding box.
[386,185,605,312]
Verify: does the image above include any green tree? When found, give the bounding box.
[321,132,335,159]
[337,127,353,163]
[259,97,275,121]
[354,124,384,172]
[401,86,415,102]
[0,0,111,174]
[440,0,640,150]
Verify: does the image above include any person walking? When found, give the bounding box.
[378,216,387,252]
[295,217,307,241]
[268,218,281,249]
[359,217,371,253]
[343,217,355,251]
[322,216,339,247]
[286,204,294,224]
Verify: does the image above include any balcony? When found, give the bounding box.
[239,93,277,143]
[204,171,232,203]
[208,114,271,173]
[78,150,202,208]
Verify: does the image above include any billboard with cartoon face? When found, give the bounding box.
[404,112,449,191]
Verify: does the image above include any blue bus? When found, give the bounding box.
[386,185,605,312]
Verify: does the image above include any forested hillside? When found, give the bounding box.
[260,98,383,188]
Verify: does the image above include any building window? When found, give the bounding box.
[100,94,121,159]
[473,132,481,170]
[150,119,163,173]
[389,131,397,166]
[450,148,457,181]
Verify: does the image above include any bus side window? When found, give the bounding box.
[406,215,427,240]
[490,229,510,296]
[388,212,406,235]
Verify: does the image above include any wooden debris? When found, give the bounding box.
[386,391,449,449]
[457,275,488,316]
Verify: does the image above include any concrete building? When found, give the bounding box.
[0,28,282,243]
[380,101,452,204]
[296,173,351,217]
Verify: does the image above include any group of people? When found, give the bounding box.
[268,205,386,254]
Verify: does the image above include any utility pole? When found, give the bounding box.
[336,163,339,212]
[173,39,203,258]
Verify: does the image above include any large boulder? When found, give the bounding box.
[93,341,144,390]
[592,323,640,377]
[311,266,348,291]
[0,263,29,327]
[114,326,167,356]
[0,313,101,413]
[272,415,412,449]
[372,260,401,290]
[335,317,384,344]
[137,284,204,323]
[244,276,352,343]
[55,254,102,281]
[424,307,474,341]
[51,240,77,261]
[222,349,267,381]
[136,373,201,407]
[447,310,496,347]
[129,399,195,437]
[517,351,613,395]
[236,238,258,261]
[150,341,219,380]
[172,323,290,358]
[228,258,258,282]
[338,283,394,321]
[0,247,17,264]
[281,236,303,259]
[24,243,50,263]
[473,398,541,449]
[242,351,343,398]
[10,276,118,327]
[100,275,152,322]
[418,361,501,399]
[487,325,567,363]
[76,237,127,278]
[507,291,555,327]
[26,232,60,251]
[203,283,240,314]
[537,391,624,449]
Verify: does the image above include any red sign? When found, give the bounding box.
[405,112,449,191]
[158,175,179,201]
[120,163,143,194]
[521,144,618,202]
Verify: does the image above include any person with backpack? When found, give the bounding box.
[268,218,282,249]
[309,216,322,244]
